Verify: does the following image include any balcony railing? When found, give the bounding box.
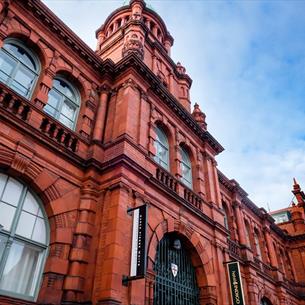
[156,167,178,193]
[228,238,241,259]
[155,166,205,213]
[0,82,88,155]
[40,118,78,152]
[184,187,203,210]
[0,88,31,121]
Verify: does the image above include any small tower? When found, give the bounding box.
[290,178,305,233]
[95,0,194,112]
[192,103,207,131]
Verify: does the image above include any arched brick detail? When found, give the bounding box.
[147,217,215,289]
[0,144,74,303]
[258,288,280,305]
[5,18,31,40]
[4,28,49,68]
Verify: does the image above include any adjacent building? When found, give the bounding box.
[0,0,304,304]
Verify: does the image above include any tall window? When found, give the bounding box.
[223,205,230,231]
[154,126,169,170]
[0,173,48,301]
[245,221,251,247]
[180,147,192,189]
[44,77,80,130]
[0,39,39,98]
[254,231,262,259]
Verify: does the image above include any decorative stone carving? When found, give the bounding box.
[192,103,207,131]
[122,33,144,60]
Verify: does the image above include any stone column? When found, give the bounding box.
[93,85,110,142]
[137,90,150,150]
[168,72,174,92]
[63,180,99,303]
[263,227,278,268]
[233,201,247,245]
[152,55,157,74]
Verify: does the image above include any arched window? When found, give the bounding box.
[0,173,48,301]
[254,230,262,259]
[222,202,230,231]
[154,125,169,170]
[0,39,39,98]
[180,146,192,189]
[245,220,251,247]
[44,76,80,130]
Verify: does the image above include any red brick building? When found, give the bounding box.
[0,1,304,305]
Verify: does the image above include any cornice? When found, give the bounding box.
[96,2,172,43]
[288,233,305,242]
[218,169,288,240]
[98,19,191,86]
[20,0,103,70]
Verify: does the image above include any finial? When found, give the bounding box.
[293,177,301,192]
[292,178,305,208]
[192,103,207,131]
[176,62,186,74]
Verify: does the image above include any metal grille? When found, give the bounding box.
[153,235,200,305]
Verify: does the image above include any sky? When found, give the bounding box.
[42,0,305,212]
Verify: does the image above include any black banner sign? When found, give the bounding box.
[227,261,245,305]
[130,204,147,278]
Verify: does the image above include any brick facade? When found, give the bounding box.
[0,1,304,305]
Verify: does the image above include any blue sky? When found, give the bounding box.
[42,0,305,212]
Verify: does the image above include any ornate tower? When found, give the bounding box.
[95,0,193,111]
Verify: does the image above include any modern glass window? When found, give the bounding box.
[0,173,48,301]
[44,77,80,130]
[180,147,192,188]
[154,126,169,170]
[0,39,39,98]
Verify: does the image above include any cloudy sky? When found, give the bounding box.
[42,0,305,212]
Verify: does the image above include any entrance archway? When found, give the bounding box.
[153,233,200,305]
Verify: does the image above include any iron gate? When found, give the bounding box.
[153,234,200,305]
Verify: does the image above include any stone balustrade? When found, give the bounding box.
[0,82,87,155]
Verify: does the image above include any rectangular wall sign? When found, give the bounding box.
[130,204,147,278]
[227,261,245,305]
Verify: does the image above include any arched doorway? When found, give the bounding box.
[153,233,200,305]
[260,297,272,305]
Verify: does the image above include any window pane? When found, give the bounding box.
[0,52,16,83]
[54,79,75,101]
[61,102,76,119]
[22,191,39,215]
[47,89,61,109]
[59,114,73,129]
[38,208,43,218]
[0,241,42,296]
[2,177,23,206]
[0,235,7,261]
[155,127,168,145]
[11,66,35,97]
[44,104,57,117]
[16,211,36,239]
[32,217,46,245]
[4,44,36,70]
[0,202,16,231]
[0,173,7,197]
